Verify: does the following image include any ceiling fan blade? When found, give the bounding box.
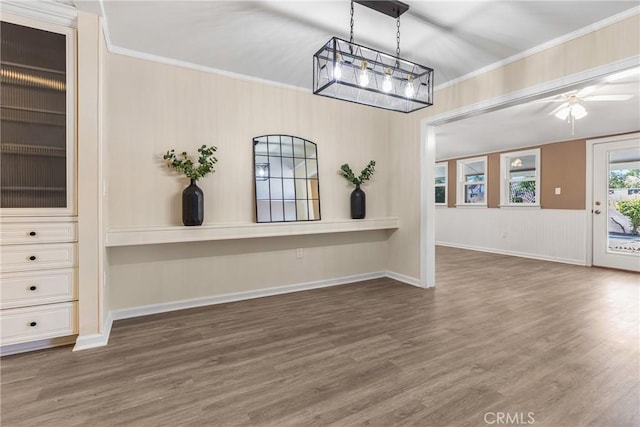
[549,102,569,116]
[583,95,634,101]
[533,98,565,103]
[577,85,599,97]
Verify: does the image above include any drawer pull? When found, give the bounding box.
[29,322,37,327]
[29,256,37,261]
[29,285,37,291]
[29,231,37,236]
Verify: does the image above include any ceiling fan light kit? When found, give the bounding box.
[313,0,434,113]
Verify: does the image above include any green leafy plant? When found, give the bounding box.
[163,145,218,180]
[616,199,640,235]
[340,160,376,186]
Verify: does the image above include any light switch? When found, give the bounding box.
[555,187,561,195]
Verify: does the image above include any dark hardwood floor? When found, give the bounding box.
[2,247,639,426]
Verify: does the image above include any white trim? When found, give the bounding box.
[435,161,448,206]
[106,46,310,94]
[110,271,419,321]
[1,335,77,356]
[497,205,541,210]
[585,132,640,269]
[457,156,488,206]
[434,6,640,91]
[0,13,77,218]
[436,242,587,266]
[106,218,399,247]
[66,271,420,351]
[420,125,436,288]
[0,0,77,28]
[97,0,309,93]
[499,148,541,207]
[73,311,113,351]
[386,270,423,288]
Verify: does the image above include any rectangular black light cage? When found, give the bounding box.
[313,37,434,113]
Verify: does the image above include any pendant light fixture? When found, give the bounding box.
[313,0,434,113]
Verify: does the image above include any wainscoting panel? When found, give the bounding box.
[435,208,588,265]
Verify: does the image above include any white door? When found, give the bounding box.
[592,134,640,272]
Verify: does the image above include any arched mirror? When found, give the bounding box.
[253,135,320,223]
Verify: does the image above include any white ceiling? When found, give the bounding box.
[98,0,638,89]
[435,68,640,160]
[85,1,639,159]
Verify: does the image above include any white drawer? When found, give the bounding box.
[0,268,77,309]
[0,243,77,273]
[1,222,77,245]
[1,302,77,346]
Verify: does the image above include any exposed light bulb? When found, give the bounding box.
[382,68,393,93]
[405,79,415,98]
[359,61,369,87]
[333,53,342,80]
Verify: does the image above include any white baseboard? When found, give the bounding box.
[1,335,77,357]
[385,270,425,288]
[73,311,113,351]
[112,271,394,321]
[436,241,587,266]
[69,271,422,351]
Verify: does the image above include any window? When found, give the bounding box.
[500,148,540,206]
[435,162,447,205]
[457,157,487,205]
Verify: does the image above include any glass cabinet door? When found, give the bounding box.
[1,19,73,212]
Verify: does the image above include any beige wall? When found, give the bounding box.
[109,232,388,310]
[107,55,389,226]
[106,54,392,310]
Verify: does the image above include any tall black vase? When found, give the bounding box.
[350,184,366,219]
[182,179,204,226]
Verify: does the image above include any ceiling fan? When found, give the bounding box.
[541,85,634,134]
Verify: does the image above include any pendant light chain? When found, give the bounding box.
[396,17,401,57]
[350,0,354,44]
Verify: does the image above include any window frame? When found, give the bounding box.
[456,156,488,206]
[435,162,448,206]
[499,148,541,207]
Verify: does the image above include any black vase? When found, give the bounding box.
[182,179,204,226]
[350,185,366,219]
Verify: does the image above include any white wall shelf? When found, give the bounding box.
[105,217,400,247]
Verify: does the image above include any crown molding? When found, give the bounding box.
[0,0,77,28]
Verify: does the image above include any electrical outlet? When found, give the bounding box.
[296,248,304,259]
[555,187,561,195]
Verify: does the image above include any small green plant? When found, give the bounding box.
[340,160,376,186]
[616,199,640,235]
[163,145,218,180]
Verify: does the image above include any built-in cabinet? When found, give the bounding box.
[0,14,77,349]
